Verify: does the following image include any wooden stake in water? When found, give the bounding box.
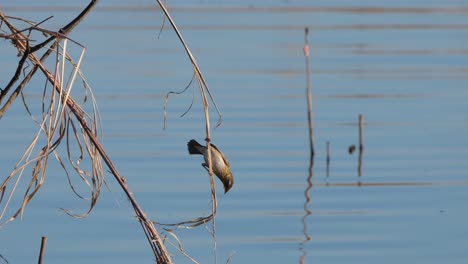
[38,236,47,264]
[358,114,364,176]
[304,27,315,160]
[359,114,364,152]
[326,141,330,177]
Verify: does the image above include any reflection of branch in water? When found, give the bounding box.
[299,159,314,263]
[0,253,8,264]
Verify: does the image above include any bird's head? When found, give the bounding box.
[222,172,234,193]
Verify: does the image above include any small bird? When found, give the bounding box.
[187,139,234,193]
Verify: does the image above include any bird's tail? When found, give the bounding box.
[187,139,203,155]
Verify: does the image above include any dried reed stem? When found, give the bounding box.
[1,2,100,226]
[155,1,221,262]
[1,2,172,263]
[198,68,218,264]
[155,0,222,127]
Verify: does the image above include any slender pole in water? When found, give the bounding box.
[326,141,330,177]
[38,236,47,264]
[359,114,364,152]
[304,27,315,161]
[358,114,364,176]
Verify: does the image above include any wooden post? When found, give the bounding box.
[358,114,364,176]
[326,141,330,177]
[38,236,47,264]
[359,114,364,152]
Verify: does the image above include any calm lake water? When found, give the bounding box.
[1,1,468,263]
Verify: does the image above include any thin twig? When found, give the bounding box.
[163,72,195,129]
[154,0,222,127]
[154,2,221,262]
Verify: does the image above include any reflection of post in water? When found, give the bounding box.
[358,114,364,177]
[299,158,314,263]
[300,26,315,263]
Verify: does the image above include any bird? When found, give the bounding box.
[187,139,234,193]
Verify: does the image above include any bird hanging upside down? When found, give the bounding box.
[187,139,234,193]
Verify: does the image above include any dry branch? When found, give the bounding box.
[1,1,227,263]
[155,1,219,227]
[1,2,172,263]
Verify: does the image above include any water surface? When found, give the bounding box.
[1,1,468,263]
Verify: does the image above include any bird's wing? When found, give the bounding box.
[211,143,230,167]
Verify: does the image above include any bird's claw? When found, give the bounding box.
[202,163,209,171]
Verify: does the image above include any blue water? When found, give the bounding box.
[1,1,468,263]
